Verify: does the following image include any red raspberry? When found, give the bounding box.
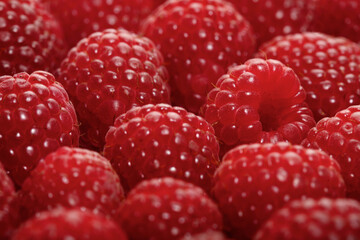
[0,71,79,186]
[18,147,124,221]
[303,105,360,200]
[201,58,315,156]
[212,142,346,239]
[226,0,316,45]
[140,0,255,113]
[117,177,222,240]
[180,231,228,240]
[40,0,161,47]
[0,0,66,75]
[104,104,220,193]
[57,29,170,150]
[257,32,360,121]
[310,0,360,44]
[12,208,128,240]
[254,198,360,240]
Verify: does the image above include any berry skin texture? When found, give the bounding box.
[212,142,346,239]
[0,71,79,186]
[57,29,170,150]
[104,104,220,193]
[226,0,316,45]
[0,0,66,75]
[180,231,228,240]
[254,198,360,240]
[303,105,360,200]
[257,32,360,121]
[40,0,161,48]
[117,177,222,240]
[141,0,255,113]
[201,58,315,155]
[310,0,360,44]
[12,208,128,240]
[18,147,124,221]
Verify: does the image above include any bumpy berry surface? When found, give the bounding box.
[58,29,170,150]
[0,162,17,239]
[254,198,360,240]
[0,71,79,186]
[212,142,346,239]
[12,208,128,240]
[117,177,222,240]
[303,105,360,200]
[226,0,316,45]
[257,32,360,121]
[0,0,66,75]
[18,147,124,221]
[40,0,161,47]
[180,231,228,240]
[201,58,315,155]
[104,104,220,193]
[310,0,360,44]
[141,0,255,113]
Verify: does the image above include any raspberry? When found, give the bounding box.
[0,0,66,75]
[57,29,170,150]
[254,198,360,240]
[303,105,360,200]
[212,142,346,239]
[201,58,315,155]
[180,231,228,240]
[226,0,316,45]
[257,32,360,121]
[117,177,222,240]
[104,104,220,193]
[40,0,161,47]
[12,208,128,240]
[0,71,79,186]
[310,0,360,44]
[18,147,124,221]
[140,0,255,113]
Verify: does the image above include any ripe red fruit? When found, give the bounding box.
[57,29,170,150]
[0,0,66,75]
[303,105,360,200]
[310,0,360,44]
[212,142,346,239]
[254,198,360,240]
[40,0,161,47]
[201,58,315,155]
[117,177,222,240]
[226,0,316,45]
[141,0,255,113]
[18,147,124,221]
[180,231,228,240]
[104,104,220,193]
[257,32,360,121]
[0,71,79,186]
[12,208,128,240]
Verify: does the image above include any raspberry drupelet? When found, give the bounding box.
[0,71,79,186]
[57,29,170,150]
[141,0,255,113]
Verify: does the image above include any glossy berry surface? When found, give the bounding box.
[141,0,255,113]
[58,29,170,150]
[254,198,360,240]
[226,0,316,45]
[310,0,360,44]
[0,71,79,186]
[40,0,162,48]
[12,208,128,240]
[257,32,360,121]
[104,104,220,193]
[180,231,228,240]
[0,0,66,75]
[212,142,346,239]
[303,105,360,200]
[18,147,124,221]
[201,58,315,155]
[117,177,222,240]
